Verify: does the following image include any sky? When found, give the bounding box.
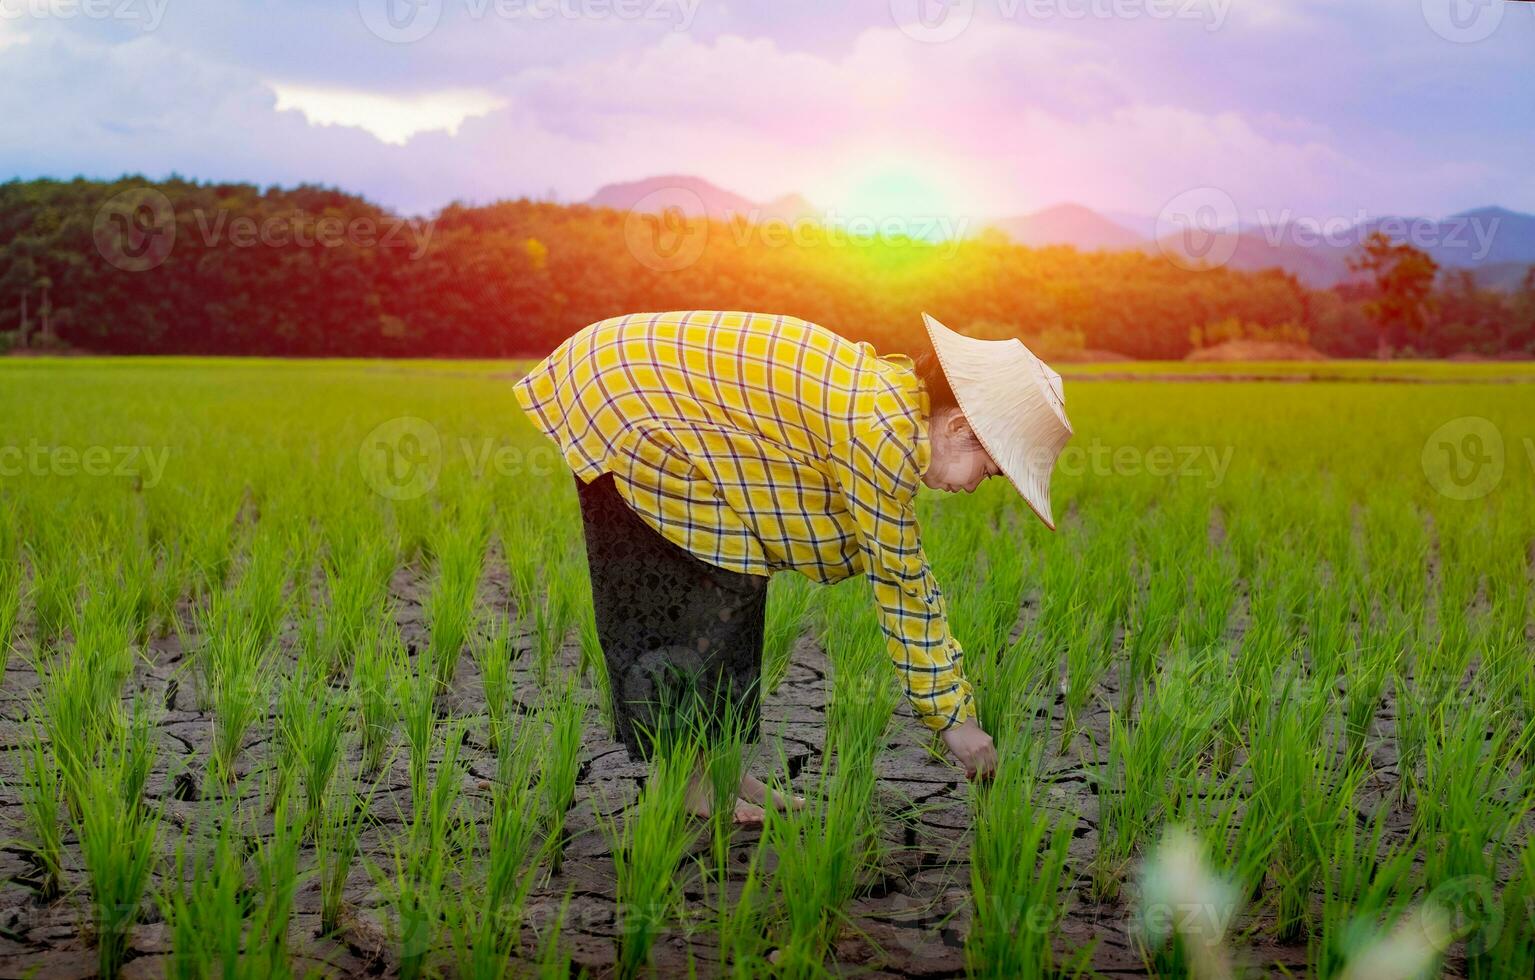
[0,0,1530,223]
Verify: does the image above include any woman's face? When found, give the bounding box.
[922,406,1001,493]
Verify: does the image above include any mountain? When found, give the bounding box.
[584,175,819,224]
[1356,207,1535,269]
[986,204,1145,251]
[1152,228,1357,287]
[587,177,1535,290]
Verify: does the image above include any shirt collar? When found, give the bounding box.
[879,352,932,476]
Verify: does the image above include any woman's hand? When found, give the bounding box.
[940,718,997,780]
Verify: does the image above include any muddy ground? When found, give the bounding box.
[0,548,1492,978]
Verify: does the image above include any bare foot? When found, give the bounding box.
[684,771,767,826]
[738,773,805,812]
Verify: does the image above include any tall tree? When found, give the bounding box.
[1346,231,1439,359]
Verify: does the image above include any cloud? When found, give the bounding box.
[0,4,1526,219]
[269,84,506,146]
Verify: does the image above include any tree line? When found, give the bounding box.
[2,176,1532,359]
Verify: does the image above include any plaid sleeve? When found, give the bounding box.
[826,422,976,733]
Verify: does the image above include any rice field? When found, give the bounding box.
[0,357,1531,978]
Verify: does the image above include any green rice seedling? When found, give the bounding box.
[398,648,440,814]
[711,830,771,978]
[761,571,816,697]
[765,588,889,968]
[382,719,466,980]
[0,554,24,674]
[536,680,586,874]
[426,520,485,696]
[1311,807,1417,978]
[472,616,516,754]
[246,795,305,977]
[1413,709,1524,889]
[763,750,880,974]
[190,488,246,597]
[119,697,158,817]
[316,550,390,679]
[352,614,403,775]
[1059,610,1111,752]
[37,653,108,816]
[317,776,373,935]
[574,592,615,737]
[207,619,272,785]
[1244,677,1367,943]
[602,733,700,980]
[532,554,578,688]
[500,505,545,626]
[697,705,772,976]
[485,741,545,938]
[1477,836,1535,977]
[1120,563,1181,717]
[73,745,161,979]
[447,726,546,980]
[969,633,1055,757]
[1180,550,1237,653]
[158,808,247,979]
[282,676,349,833]
[233,525,292,650]
[18,728,64,900]
[1341,631,1400,766]
[26,537,77,649]
[445,887,521,980]
[142,536,192,639]
[1094,649,1221,901]
[966,752,1079,978]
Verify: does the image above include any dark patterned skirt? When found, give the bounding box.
[573,472,771,761]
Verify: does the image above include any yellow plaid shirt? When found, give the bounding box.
[513,310,975,732]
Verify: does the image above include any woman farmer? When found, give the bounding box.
[513,310,1073,824]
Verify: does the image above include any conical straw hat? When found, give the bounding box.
[921,312,1074,530]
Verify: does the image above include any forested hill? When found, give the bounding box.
[2,177,1532,359]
